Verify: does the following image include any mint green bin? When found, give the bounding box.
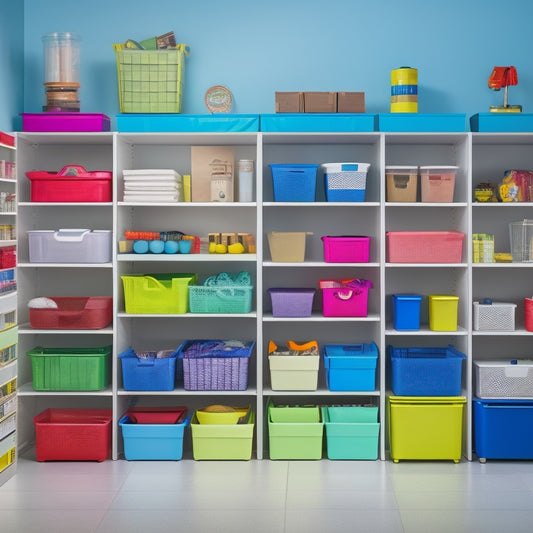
[268,403,323,460]
[322,406,380,460]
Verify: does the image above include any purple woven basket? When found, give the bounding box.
[179,340,253,391]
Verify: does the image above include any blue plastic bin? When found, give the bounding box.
[389,345,466,396]
[120,411,189,460]
[473,399,533,461]
[323,343,378,391]
[119,347,179,391]
[392,294,422,331]
[269,164,318,201]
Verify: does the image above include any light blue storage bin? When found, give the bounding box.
[470,113,533,132]
[378,113,466,132]
[322,406,380,460]
[260,113,377,132]
[323,343,378,391]
[119,413,189,460]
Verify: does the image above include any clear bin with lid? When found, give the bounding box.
[420,166,458,202]
[386,166,418,202]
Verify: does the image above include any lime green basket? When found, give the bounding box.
[113,43,189,113]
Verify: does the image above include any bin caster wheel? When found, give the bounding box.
[479,458,486,463]
[453,459,460,464]
[393,459,399,463]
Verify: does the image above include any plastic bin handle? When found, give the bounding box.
[57,165,88,177]
[54,229,91,242]
[341,345,364,354]
[142,276,165,290]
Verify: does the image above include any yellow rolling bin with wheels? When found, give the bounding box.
[387,396,466,463]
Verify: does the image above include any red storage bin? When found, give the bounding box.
[0,247,16,269]
[34,408,112,462]
[123,406,187,424]
[26,164,112,202]
[29,296,113,329]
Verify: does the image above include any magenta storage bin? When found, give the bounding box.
[21,113,111,132]
[320,279,372,317]
[322,236,370,263]
[268,288,316,317]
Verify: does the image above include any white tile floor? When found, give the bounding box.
[2,452,533,533]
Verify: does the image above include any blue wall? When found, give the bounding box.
[15,0,533,125]
[0,0,24,131]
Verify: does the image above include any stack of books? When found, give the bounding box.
[123,169,183,202]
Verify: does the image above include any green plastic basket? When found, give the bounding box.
[113,44,189,113]
[188,285,253,314]
[28,346,111,391]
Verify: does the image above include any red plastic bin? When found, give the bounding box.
[123,406,187,424]
[29,296,113,329]
[0,247,16,269]
[322,236,370,263]
[26,164,112,202]
[33,408,112,462]
[386,231,465,263]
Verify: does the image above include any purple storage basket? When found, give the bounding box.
[268,288,316,317]
[178,340,254,391]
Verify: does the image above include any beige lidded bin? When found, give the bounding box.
[386,166,418,202]
[267,231,313,262]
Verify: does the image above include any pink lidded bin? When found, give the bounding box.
[320,279,372,317]
[322,236,370,263]
[420,166,458,202]
[386,231,464,263]
[21,113,111,132]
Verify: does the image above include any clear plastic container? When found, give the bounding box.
[42,32,81,84]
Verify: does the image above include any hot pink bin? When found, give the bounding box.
[320,279,372,317]
[21,113,111,132]
[321,236,370,263]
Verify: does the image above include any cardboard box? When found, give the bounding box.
[275,92,303,113]
[337,92,365,113]
[191,146,235,202]
[304,92,337,113]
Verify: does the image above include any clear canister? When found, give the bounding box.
[238,159,254,202]
[42,32,81,84]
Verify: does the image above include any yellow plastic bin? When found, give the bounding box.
[428,295,459,331]
[387,396,466,463]
[190,410,254,460]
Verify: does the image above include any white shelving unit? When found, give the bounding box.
[0,134,17,486]
[13,130,533,463]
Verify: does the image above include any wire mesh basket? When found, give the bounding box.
[113,44,189,113]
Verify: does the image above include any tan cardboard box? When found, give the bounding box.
[337,92,365,113]
[191,146,235,202]
[303,92,337,113]
[275,92,304,113]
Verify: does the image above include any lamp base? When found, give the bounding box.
[490,105,522,113]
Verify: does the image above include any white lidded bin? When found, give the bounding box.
[473,301,516,331]
[474,360,533,398]
[28,229,112,263]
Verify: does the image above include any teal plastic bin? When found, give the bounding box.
[322,406,380,460]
